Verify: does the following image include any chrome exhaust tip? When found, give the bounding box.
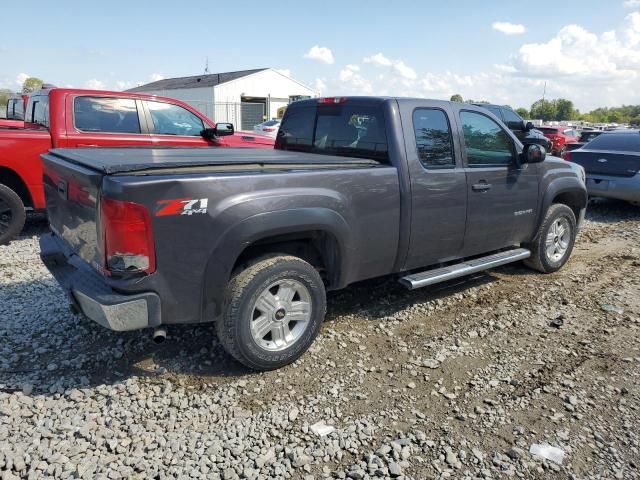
[152,327,167,344]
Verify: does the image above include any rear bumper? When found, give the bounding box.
[586,174,640,203]
[39,233,161,331]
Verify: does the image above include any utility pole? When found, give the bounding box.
[204,57,210,75]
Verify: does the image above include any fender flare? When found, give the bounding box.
[201,207,354,321]
[537,176,588,228]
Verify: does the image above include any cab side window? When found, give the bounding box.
[146,101,204,136]
[74,97,141,134]
[460,111,515,166]
[413,108,455,168]
[501,108,524,131]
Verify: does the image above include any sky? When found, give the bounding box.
[1,0,640,112]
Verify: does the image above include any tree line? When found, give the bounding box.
[450,94,640,126]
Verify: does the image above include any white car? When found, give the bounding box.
[253,119,281,138]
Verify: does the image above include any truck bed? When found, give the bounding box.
[45,147,382,175]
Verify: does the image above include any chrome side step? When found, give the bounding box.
[399,248,531,290]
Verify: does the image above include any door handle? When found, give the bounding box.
[472,183,492,192]
[77,144,98,147]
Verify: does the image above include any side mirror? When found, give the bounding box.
[201,123,235,140]
[521,143,546,164]
[525,121,534,131]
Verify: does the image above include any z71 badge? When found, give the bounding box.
[155,198,209,216]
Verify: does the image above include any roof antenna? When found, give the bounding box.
[204,57,210,75]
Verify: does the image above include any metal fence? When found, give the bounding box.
[182,101,266,131]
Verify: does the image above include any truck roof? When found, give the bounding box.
[45,147,380,175]
[31,87,203,106]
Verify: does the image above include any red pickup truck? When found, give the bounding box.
[0,87,274,244]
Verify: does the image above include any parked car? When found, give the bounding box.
[253,119,281,138]
[0,87,274,244]
[0,94,28,129]
[39,96,587,370]
[537,126,580,157]
[472,104,553,153]
[566,130,603,152]
[566,130,640,204]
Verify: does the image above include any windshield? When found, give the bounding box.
[276,102,388,162]
[537,127,559,134]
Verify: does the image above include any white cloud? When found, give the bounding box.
[114,80,135,91]
[623,0,640,8]
[363,53,416,80]
[150,73,164,82]
[492,21,527,35]
[363,53,392,67]
[314,13,640,111]
[85,79,106,90]
[313,78,327,95]
[513,16,640,79]
[15,73,29,87]
[337,64,373,93]
[303,45,334,64]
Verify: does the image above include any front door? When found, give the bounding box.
[402,104,468,270]
[143,100,212,147]
[457,109,539,257]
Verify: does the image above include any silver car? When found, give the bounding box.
[567,130,640,205]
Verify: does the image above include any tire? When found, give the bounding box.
[0,184,26,246]
[217,255,327,370]
[524,204,576,273]
[558,146,567,159]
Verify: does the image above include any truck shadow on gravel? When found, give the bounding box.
[1,269,504,395]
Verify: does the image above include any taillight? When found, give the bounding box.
[564,151,571,161]
[318,97,347,104]
[100,197,155,275]
[263,127,276,132]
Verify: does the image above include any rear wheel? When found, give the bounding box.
[0,184,26,245]
[558,146,567,159]
[524,204,576,273]
[217,255,326,370]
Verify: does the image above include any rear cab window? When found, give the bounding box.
[276,100,389,162]
[27,95,50,128]
[6,98,24,120]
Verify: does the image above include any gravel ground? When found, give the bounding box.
[1,201,639,480]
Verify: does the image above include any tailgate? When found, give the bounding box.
[570,150,639,178]
[41,152,104,269]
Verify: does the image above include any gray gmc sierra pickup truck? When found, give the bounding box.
[40,97,588,370]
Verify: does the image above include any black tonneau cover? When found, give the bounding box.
[45,147,380,175]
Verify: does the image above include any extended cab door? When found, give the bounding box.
[63,96,153,147]
[400,102,468,270]
[455,108,539,256]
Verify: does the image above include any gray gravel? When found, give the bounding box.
[1,201,639,479]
